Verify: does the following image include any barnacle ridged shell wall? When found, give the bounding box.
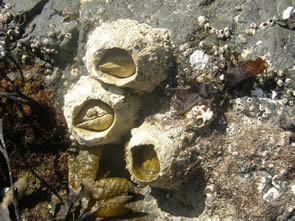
[64,75,140,146]
[125,116,201,190]
[84,19,172,93]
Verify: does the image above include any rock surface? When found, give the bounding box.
[2,0,295,220]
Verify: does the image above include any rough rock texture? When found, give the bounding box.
[4,0,295,220]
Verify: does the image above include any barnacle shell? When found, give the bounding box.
[84,19,172,93]
[185,104,215,128]
[125,118,200,190]
[64,75,139,146]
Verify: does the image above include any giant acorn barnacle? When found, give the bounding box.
[63,18,176,218]
[63,76,140,146]
[84,19,173,93]
[125,118,200,190]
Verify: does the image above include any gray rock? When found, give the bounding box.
[10,0,81,65]
[4,0,48,14]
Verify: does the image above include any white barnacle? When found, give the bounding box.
[63,76,139,146]
[65,33,72,39]
[84,19,172,93]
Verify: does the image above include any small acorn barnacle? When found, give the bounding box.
[73,99,114,132]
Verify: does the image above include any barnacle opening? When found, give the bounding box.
[195,117,205,127]
[97,48,136,78]
[131,144,160,182]
[73,99,114,132]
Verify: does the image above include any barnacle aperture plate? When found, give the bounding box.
[131,145,160,182]
[73,99,114,132]
[97,48,136,78]
[64,76,139,146]
[84,19,172,93]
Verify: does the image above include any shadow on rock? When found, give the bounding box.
[151,168,206,218]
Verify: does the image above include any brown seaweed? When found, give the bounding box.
[225,57,266,88]
[171,83,220,115]
[242,57,266,75]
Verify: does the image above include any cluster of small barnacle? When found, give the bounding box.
[172,13,283,136]
[238,19,276,44]
[0,4,26,60]
[0,3,55,77]
[231,97,272,123]
[198,16,231,40]
[231,96,295,129]
[175,8,294,115]
[0,3,55,119]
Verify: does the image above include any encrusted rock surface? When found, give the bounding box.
[3,0,295,220]
[126,97,295,220]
